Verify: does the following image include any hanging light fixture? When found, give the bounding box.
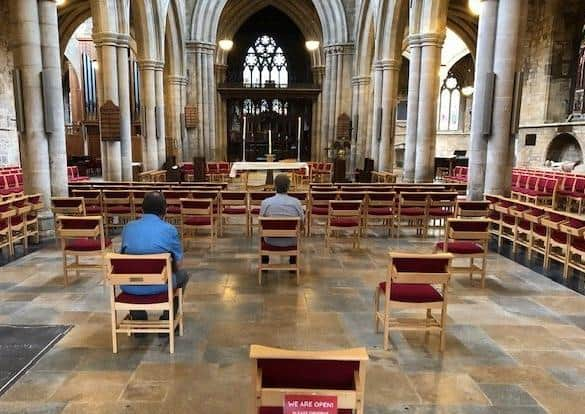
[468,0,481,16]
[219,39,234,51]
[305,40,320,51]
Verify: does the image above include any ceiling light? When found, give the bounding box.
[219,39,234,51]
[468,0,481,16]
[305,40,320,51]
[462,86,474,96]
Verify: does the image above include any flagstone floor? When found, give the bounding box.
[0,226,584,413]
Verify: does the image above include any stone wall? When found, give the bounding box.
[0,2,19,167]
[516,123,585,167]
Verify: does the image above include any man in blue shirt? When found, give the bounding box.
[120,191,190,324]
[260,174,304,265]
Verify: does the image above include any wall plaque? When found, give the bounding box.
[185,106,199,128]
[100,100,121,141]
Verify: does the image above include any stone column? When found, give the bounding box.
[350,77,360,172]
[167,75,187,162]
[370,63,384,166]
[94,34,122,181]
[324,47,340,155]
[215,64,227,160]
[154,62,166,166]
[485,0,526,195]
[320,50,333,160]
[10,0,52,208]
[117,36,133,180]
[414,33,444,183]
[468,0,498,200]
[140,60,158,171]
[356,76,371,168]
[378,59,400,172]
[38,0,67,196]
[403,35,422,182]
[206,53,217,159]
[311,66,325,161]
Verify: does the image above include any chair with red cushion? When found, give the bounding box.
[106,253,183,354]
[365,191,395,237]
[308,191,338,236]
[455,200,491,218]
[326,201,362,250]
[374,252,453,351]
[427,192,458,234]
[258,217,300,285]
[435,219,490,288]
[102,190,134,236]
[541,211,570,271]
[162,190,191,225]
[190,190,221,224]
[180,198,217,248]
[72,189,102,216]
[51,197,86,217]
[58,215,111,286]
[567,178,585,213]
[561,216,585,278]
[249,191,276,235]
[0,200,16,257]
[130,190,149,219]
[8,196,31,255]
[397,192,429,238]
[250,344,369,414]
[24,194,43,246]
[220,191,249,236]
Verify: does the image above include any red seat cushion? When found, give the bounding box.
[85,205,101,214]
[428,207,453,217]
[533,224,547,236]
[571,237,585,252]
[116,290,174,305]
[378,282,443,303]
[223,206,247,214]
[368,207,393,216]
[250,207,260,215]
[166,206,181,214]
[400,207,425,216]
[551,231,567,244]
[330,217,360,227]
[311,206,329,215]
[435,241,484,254]
[261,240,297,252]
[184,216,211,226]
[65,238,112,251]
[107,206,132,214]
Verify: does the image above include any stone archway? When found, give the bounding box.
[546,133,583,163]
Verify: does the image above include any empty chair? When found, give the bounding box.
[455,200,490,218]
[105,253,184,354]
[435,219,490,288]
[374,252,453,351]
[0,200,16,256]
[308,191,338,236]
[180,198,217,248]
[562,216,585,278]
[9,196,31,254]
[72,189,102,215]
[326,200,362,250]
[220,191,249,236]
[427,192,458,233]
[258,217,301,285]
[396,192,428,238]
[163,190,191,225]
[365,191,396,237]
[102,190,134,236]
[51,197,86,217]
[57,215,111,285]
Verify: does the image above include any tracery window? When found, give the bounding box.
[243,35,288,87]
[242,98,289,115]
[438,75,461,131]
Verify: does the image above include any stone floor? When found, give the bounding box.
[1,225,585,414]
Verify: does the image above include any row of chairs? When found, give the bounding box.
[0,194,42,257]
[67,166,88,183]
[0,172,24,198]
[511,173,558,206]
[487,194,585,278]
[444,166,468,183]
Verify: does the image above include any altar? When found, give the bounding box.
[229,161,309,178]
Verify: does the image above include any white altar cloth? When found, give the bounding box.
[229,162,309,178]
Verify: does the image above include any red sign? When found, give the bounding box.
[284,395,338,414]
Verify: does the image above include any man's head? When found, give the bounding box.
[142,191,167,217]
[274,174,291,194]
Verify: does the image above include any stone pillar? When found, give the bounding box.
[485,0,526,195]
[370,63,384,166]
[215,64,227,160]
[323,46,341,156]
[38,0,67,196]
[10,0,52,207]
[350,77,360,172]
[117,37,133,180]
[167,75,187,162]
[355,76,371,168]
[378,59,400,172]
[320,50,333,160]
[311,66,325,161]
[414,33,444,183]
[94,34,122,181]
[140,61,158,171]
[468,0,498,200]
[155,63,166,166]
[404,35,422,182]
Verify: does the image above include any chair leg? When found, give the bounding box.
[169,312,175,354]
[178,289,184,337]
[373,290,380,333]
[62,252,69,286]
[111,309,118,354]
[481,255,487,288]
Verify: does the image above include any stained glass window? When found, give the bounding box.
[243,35,288,87]
[438,75,461,131]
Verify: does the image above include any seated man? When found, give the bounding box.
[260,174,304,264]
[120,191,190,325]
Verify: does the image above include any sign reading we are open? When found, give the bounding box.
[284,395,338,414]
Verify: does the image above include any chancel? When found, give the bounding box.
[1,0,585,412]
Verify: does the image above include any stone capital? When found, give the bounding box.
[352,75,371,86]
[418,33,446,47]
[93,32,130,48]
[167,75,188,86]
[377,58,401,71]
[186,41,216,54]
[139,59,164,71]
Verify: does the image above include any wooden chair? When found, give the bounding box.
[249,191,275,235]
[105,253,184,354]
[258,217,300,285]
[25,194,42,246]
[308,191,338,236]
[524,206,548,262]
[130,190,149,218]
[396,192,428,238]
[562,216,585,278]
[162,190,191,226]
[435,219,490,288]
[455,200,490,218]
[220,191,249,236]
[326,201,362,250]
[427,192,458,234]
[180,198,217,248]
[374,252,453,351]
[250,344,368,414]
[52,197,86,217]
[9,196,31,254]
[365,191,395,237]
[72,189,102,216]
[541,211,569,272]
[57,215,111,285]
[0,200,15,256]
[102,190,134,236]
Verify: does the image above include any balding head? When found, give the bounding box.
[142,191,167,217]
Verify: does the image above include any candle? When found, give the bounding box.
[268,129,272,155]
[242,116,247,162]
[297,116,302,161]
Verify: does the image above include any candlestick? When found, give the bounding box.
[242,116,247,161]
[268,129,272,155]
[297,116,302,161]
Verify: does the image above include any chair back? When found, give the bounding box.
[58,215,105,240]
[339,192,368,202]
[367,191,396,206]
[388,252,453,285]
[220,191,248,204]
[102,190,132,207]
[399,192,428,209]
[446,218,490,241]
[310,191,338,207]
[288,192,308,204]
[52,197,86,216]
[249,191,275,206]
[190,191,219,202]
[329,200,362,217]
[180,198,214,216]
[259,217,300,238]
[428,192,458,207]
[106,253,171,287]
[455,200,490,217]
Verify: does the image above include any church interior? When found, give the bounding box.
[1,0,585,412]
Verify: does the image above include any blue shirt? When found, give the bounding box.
[260,194,304,247]
[120,214,183,295]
